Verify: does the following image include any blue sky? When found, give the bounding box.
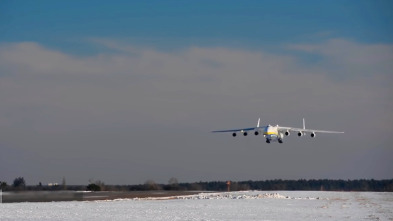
[0,1,392,185]
[1,1,392,51]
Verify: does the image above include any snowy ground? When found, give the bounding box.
[1,191,392,220]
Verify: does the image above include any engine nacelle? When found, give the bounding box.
[243,132,248,136]
[311,132,316,138]
[254,131,259,136]
[297,131,303,137]
[232,133,237,137]
[285,130,290,136]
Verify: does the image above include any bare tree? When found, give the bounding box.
[168,177,179,185]
[144,180,161,190]
[0,181,7,189]
[168,177,179,190]
[62,177,67,190]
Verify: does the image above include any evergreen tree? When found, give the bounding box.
[13,177,26,190]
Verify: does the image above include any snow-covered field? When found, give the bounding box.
[1,191,392,220]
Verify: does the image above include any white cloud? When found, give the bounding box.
[0,40,392,184]
[0,40,391,134]
[288,38,393,77]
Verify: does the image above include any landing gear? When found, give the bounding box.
[266,139,270,143]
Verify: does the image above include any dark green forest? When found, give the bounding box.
[1,178,392,192]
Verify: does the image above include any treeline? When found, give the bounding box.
[2,178,392,192]
[148,179,393,192]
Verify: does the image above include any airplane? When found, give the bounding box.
[212,118,344,143]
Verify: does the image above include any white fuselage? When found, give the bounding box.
[263,125,281,142]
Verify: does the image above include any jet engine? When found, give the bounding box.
[254,131,259,136]
[285,130,290,136]
[232,133,237,137]
[243,132,248,136]
[311,132,316,138]
[297,131,303,137]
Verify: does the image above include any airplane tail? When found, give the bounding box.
[257,118,260,127]
[303,118,305,129]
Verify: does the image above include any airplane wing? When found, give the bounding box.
[278,118,344,134]
[212,127,261,133]
[278,126,344,134]
[212,118,266,133]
